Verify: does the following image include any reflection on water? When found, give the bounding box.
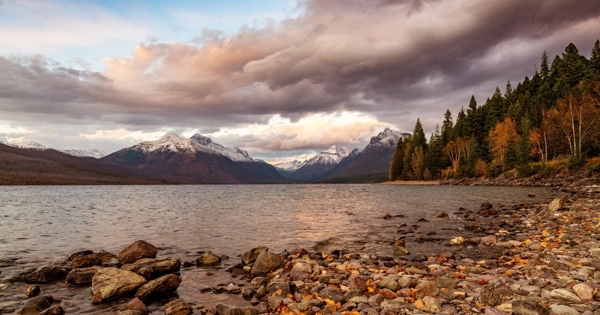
[0,184,555,261]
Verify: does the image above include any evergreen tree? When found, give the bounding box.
[516,117,532,174]
[555,43,587,96]
[484,88,504,133]
[588,39,600,82]
[426,125,444,178]
[454,107,467,139]
[389,137,405,181]
[410,118,428,152]
[441,109,453,145]
[540,51,549,79]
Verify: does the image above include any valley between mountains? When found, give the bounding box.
[0,128,409,184]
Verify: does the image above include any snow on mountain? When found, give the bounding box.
[304,145,350,167]
[133,133,195,154]
[9,141,48,150]
[365,128,410,150]
[273,160,307,171]
[62,149,107,159]
[190,134,254,162]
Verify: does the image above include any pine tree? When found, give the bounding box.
[588,39,600,82]
[516,117,532,175]
[426,125,444,178]
[454,107,466,139]
[410,118,427,152]
[441,109,453,145]
[555,43,587,96]
[389,137,406,181]
[540,51,549,79]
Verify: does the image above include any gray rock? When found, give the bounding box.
[375,277,399,291]
[511,300,549,315]
[91,267,147,303]
[242,247,269,265]
[165,299,193,315]
[550,289,582,303]
[251,252,284,275]
[135,274,181,301]
[319,287,345,303]
[66,266,102,285]
[196,252,222,266]
[122,258,181,280]
[368,294,384,307]
[117,240,157,265]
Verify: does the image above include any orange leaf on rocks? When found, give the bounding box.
[286,293,294,299]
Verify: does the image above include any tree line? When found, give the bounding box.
[390,40,600,181]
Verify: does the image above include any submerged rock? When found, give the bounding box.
[121,257,181,280]
[20,295,54,315]
[66,266,102,285]
[91,267,147,303]
[117,240,157,265]
[165,299,193,315]
[24,284,40,298]
[196,252,222,266]
[135,274,181,301]
[13,266,71,284]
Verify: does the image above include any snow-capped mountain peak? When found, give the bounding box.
[10,141,48,150]
[325,145,350,156]
[304,145,349,167]
[190,133,253,162]
[368,128,410,148]
[274,159,307,171]
[135,133,194,154]
[62,149,107,159]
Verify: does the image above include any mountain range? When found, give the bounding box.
[0,128,409,184]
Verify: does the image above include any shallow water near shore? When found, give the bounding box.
[0,184,556,313]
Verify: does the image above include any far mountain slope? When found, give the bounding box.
[289,145,349,181]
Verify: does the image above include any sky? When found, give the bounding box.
[1,0,600,164]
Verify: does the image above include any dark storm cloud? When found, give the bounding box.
[1,0,600,150]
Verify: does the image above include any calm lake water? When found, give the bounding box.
[0,184,556,313]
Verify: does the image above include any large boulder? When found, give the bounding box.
[117,241,157,265]
[135,274,181,302]
[242,247,268,265]
[70,253,110,269]
[165,299,193,315]
[250,252,284,275]
[196,252,222,266]
[66,266,102,285]
[13,266,71,284]
[91,267,147,303]
[121,258,181,280]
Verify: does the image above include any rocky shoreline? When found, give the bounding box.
[2,184,600,314]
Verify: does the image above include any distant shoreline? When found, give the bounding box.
[379,180,439,185]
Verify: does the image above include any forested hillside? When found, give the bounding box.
[390,40,600,181]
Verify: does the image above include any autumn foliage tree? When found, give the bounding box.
[488,118,519,171]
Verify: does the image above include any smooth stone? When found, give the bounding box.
[242,247,269,265]
[20,295,54,315]
[24,285,40,298]
[165,299,193,315]
[550,289,582,303]
[375,277,399,291]
[135,274,181,301]
[549,304,579,315]
[318,287,345,303]
[348,274,367,291]
[398,275,418,288]
[126,298,149,313]
[216,303,259,315]
[117,240,157,265]
[196,253,222,266]
[122,258,181,280]
[573,283,594,301]
[66,266,102,285]
[292,262,312,274]
[251,252,284,275]
[511,300,549,315]
[91,267,147,303]
[368,294,384,307]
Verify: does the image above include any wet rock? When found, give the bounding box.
[68,250,94,260]
[91,267,147,303]
[481,201,493,210]
[241,286,258,299]
[135,274,181,301]
[216,303,259,315]
[38,306,65,315]
[117,240,157,265]
[20,295,54,315]
[549,304,579,315]
[251,252,284,275]
[436,211,448,218]
[450,236,465,245]
[511,300,549,315]
[550,289,582,303]
[481,285,502,306]
[13,266,71,284]
[573,283,594,301]
[121,258,181,280]
[66,266,102,285]
[383,213,392,219]
[165,299,193,315]
[70,253,105,269]
[24,284,40,298]
[197,253,222,266]
[318,287,345,303]
[126,298,149,313]
[348,274,367,291]
[242,247,269,265]
[115,311,143,315]
[415,281,438,298]
[393,246,409,256]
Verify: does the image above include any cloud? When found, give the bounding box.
[1,0,600,155]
